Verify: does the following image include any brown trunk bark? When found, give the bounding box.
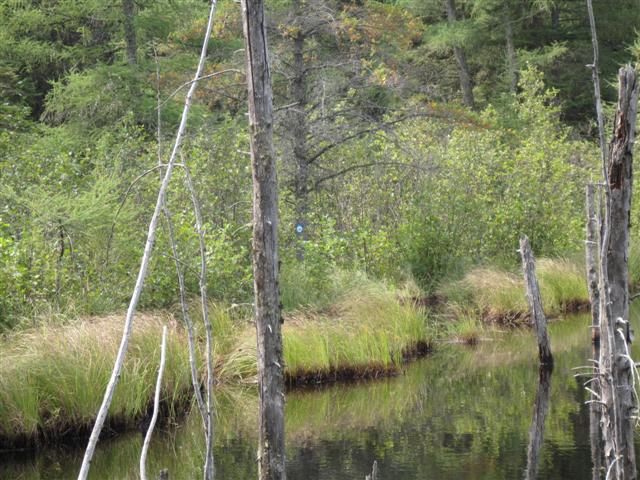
[598,66,638,480]
[240,1,286,479]
[519,235,553,366]
[503,4,518,93]
[123,0,137,66]
[444,0,475,109]
[290,5,310,260]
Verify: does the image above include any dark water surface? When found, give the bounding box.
[4,310,640,479]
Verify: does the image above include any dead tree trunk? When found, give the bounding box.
[598,66,638,480]
[240,1,286,479]
[444,0,475,110]
[586,183,601,343]
[519,235,553,366]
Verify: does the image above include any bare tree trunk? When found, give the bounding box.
[503,4,518,93]
[77,2,218,478]
[586,183,601,343]
[140,326,168,480]
[519,235,553,366]
[598,66,638,480]
[240,1,286,479]
[525,366,552,480]
[123,0,137,66]
[444,0,475,110]
[290,6,310,260]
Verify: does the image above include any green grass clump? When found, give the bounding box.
[0,273,432,446]
[440,257,589,324]
[224,275,432,383]
[0,313,192,446]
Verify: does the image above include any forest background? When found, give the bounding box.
[1,0,639,329]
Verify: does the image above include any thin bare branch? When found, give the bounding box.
[140,325,168,480]
[78,1,219,478]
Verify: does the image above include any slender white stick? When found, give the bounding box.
[77,2,218,478]
[181,158,215,480]
[140,326,168,480]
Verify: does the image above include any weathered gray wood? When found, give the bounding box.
[597,66,638,480]
[445,0,475,110]
[525,366,552,480]
[240,1,286,479]
[519,236,553,366]
[365,460,378,480]
[140,326,168,480]
[76,2,219,478]
[586,183,601,343]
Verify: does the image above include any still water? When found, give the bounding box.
[3,311,639,479]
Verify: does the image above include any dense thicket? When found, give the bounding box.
[0,0,637,328]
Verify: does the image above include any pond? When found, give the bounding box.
[3,309,639,479]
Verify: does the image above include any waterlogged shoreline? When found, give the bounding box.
[0,258,598,452]
[1,312,605,480]
[0,282,433,450]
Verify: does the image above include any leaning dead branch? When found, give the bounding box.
[77,1,219,478]
[140,325,168,480]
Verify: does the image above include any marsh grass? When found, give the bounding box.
[440,257,589,325]
[0,313,192,447]
[0,274,432,446]
[219,276,432,385]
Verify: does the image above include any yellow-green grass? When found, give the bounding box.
[439,258,589,325]
[219,279,432,385]
[0,313,192,447]
[0,278,432,446]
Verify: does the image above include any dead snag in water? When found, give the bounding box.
[519,236,553,367]
[240,0,286,479]
[597,66,639,480]
[586,183,601,343]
